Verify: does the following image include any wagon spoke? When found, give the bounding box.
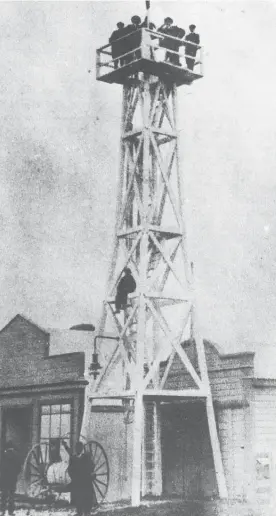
[83,440,109,504]
[30,463,41,474]
[32,450,39,464]
[94,478,108,488]
[93,480,104,498]
[38,446,44,464]
[93,450,104,469]
[24,443,55,501]
[31,478,45,487]
[92,443,99,463]
[94,461,106,472]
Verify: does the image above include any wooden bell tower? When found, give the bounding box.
[87,14,228,506]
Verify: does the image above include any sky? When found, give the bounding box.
[0,1,276,352]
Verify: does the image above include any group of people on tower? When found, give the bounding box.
[109,16,200,70]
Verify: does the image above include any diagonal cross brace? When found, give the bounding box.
[142,301,192,390]
[149,231,186,291]
[119,138,143,228]
[146,297,203,390]
[109,232,142,295]
[150,133,182,228]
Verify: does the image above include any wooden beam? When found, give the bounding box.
[146,293,190,303]
[149,239,180,290]
[143,389,206,398]
[90,392,135,399]
[117,227,141,238]
[119,138,143,227]
[108,232,142,295]
[94,343,120,391]
[150,134,182,228]
[160,350,175,389]
[149,225,182,237]
[149,231,186,291]
[142,303,191,390]
[146,298,202,390]
[152,127,177,138]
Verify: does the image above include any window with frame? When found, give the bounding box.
[40,403,72,439]
[40,403,72,461]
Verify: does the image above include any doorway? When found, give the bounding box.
[161,402,217,499]
[2,406,32,493]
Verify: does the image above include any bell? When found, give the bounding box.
[89,353,102,380]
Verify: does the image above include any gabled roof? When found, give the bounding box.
[0,314,49,337]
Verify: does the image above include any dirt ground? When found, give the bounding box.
[10,499,274,516]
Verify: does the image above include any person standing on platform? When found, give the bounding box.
[158,16,173,50]
[115,267,136,313]
[68,441,97,516]
[185,24,200,70]
[0,441,21,516]
[158,17,184,65]
[125,15,142,61]
[109,22,126,69]
[168,25,186,66]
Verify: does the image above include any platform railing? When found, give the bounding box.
[96,28,203,80]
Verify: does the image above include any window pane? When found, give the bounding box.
[40,403,72,441]
[51,405,62,414]
[51,413,61,438]
[41,405,50,415]
[61,404,71,413]
[41,415,50,438]
[60,413,71,436]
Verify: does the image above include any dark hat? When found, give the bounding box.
[117,22,124,28]
[165,17,173,24]
[124,267,132,274]
[131,15,141,24]
[189,24,196,30]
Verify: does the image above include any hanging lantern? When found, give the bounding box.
[89,335,119,380]
[89,352,102,379]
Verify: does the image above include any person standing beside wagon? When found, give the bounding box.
[67,441,97,516]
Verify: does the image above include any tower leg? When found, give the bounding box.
[131,392,144,506]
[206,395,228,498]
[192,305,228,498]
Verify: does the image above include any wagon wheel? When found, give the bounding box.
[23,442,57,502]
[60,434,109,506]
[84,440,109,506]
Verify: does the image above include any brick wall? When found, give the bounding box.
[253,383,276,452]
[0,315,85,388]
[217,407,246,499]
[161,339,254,406]
[250,382,276,502]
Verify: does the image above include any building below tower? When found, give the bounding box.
[88,339,276,505]
[0,314,275,505]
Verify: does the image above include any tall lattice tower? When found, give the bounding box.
[88,11,228,506]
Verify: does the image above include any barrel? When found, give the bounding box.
[46,461,71,485]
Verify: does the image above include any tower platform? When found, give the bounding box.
[96,28,203,87]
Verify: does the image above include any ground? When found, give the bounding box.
[9,499,274,516]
